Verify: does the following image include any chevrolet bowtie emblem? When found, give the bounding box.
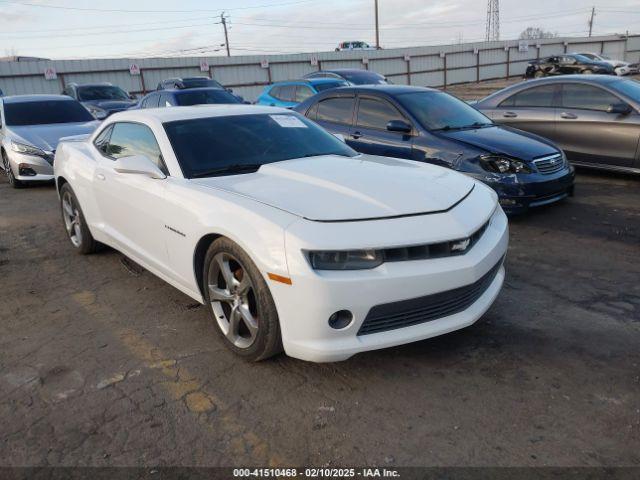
[451,238,471,252]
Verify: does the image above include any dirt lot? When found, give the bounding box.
[1,167,639,467]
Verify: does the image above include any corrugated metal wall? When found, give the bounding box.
[1,34,638,102]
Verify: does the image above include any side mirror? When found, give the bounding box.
[607,103,632,115]
[226,88,234,93]
[386,119,412,133]
[333,133,346,142]
[113,155,166,179]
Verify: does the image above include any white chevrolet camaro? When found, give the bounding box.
[54,105,508,362]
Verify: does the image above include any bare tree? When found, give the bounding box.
[519,27,557,40]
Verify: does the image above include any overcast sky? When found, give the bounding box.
[2,0,640,59]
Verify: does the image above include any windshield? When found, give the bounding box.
[574,54,596,63]
[609,79,640,102]
[397,91,492,131]
[314,81,349,92]
[181,78,224,89]
[175,90,241,106]
[164,113,357,178]
[4,100,95,126]
[78,85,130,101]
[339,71,387,85]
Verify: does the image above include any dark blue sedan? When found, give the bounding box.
[295,85,575,213]
[132,87,241,110]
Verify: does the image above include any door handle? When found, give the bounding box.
[560,112,578,119]
[97,173,106,181]
[351,131,362,139]
[503,111,518,118]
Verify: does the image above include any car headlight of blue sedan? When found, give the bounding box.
[480,155,532,174]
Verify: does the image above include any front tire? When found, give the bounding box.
[2,150,23,188]
[60,183,98,254]
[203,238,283,361]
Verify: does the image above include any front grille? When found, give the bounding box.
[534,153,565,175]
[358,257,504,336]
[381,219,490,263]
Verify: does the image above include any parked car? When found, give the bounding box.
[53,105,508,362]
[132,87,241,109]
[256,79,348,108]
[525,54,615,78]
[156,76,245,103]
[574,52,633,76]
[1,95,99,188]
[304,68,388,85]
[295,85,575,213]
[336,41,376,51]
[62,82,137,119]
[474,75,640,174]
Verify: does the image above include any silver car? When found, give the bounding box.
[1,95,99,188]
[474,76,640,174]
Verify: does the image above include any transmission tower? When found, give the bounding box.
[485,0,500,41]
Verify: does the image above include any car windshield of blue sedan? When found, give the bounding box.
[340,71,387,85]
[4,100,95,126]
[175,90,240,106]
[397,91,493,131]
[164,113,358,178]
[314,81,349,92]
[609,79,640,102]
[77,86,130,101]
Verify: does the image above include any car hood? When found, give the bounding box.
[436,125,557,161]
[192,154,476,221]
[82,99,136,111]
[9,121,100,151]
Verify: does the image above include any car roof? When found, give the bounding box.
[1,94,76,104]
[323,68,378,74]
[307,78,348,85]
[327,85,439,95]
[147,87,226,95]
[520,74,622,85]
[109,104,289,123]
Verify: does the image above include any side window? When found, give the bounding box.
[106,123,167,174]
[269,86,282,99]
[141,94,159,109]
[304,102,319,120]
[316,97,355,124]
[273,85,295,102]
[93,125,113,155]
[159,93,173,108]
[356,97,406,129]
[560,84,620,111]
[295,85,314,103]
[500,85,556,108]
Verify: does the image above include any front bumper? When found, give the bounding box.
[4,149,55,182]
[273,191,508,362]
[469,165,575,214]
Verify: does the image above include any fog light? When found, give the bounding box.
[328,310,353,330]
[18,164,37,176]
[499,198,517,206]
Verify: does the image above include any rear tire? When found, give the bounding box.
[203,237,283,361]
[2,150,23,188]
[60,183,99,254]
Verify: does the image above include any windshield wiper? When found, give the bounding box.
[433,122,492,132]
[191,164,262,178]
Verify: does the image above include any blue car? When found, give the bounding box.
[256,78,348,108]
[295,85,575,214]
[132,87,241,109]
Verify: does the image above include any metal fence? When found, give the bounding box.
[1,34,639,102]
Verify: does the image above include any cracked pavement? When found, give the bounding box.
[0,170,639,467]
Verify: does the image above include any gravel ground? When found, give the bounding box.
[0,166,639,468]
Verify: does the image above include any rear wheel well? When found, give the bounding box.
[194,233,222,299]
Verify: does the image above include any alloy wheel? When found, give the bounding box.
[207,252,259,349]
[3,154,14,185]
[62,191,83,247]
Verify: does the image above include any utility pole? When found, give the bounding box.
[485,0,500,42]
[588,7,595,37]
[221,12,230,57]
[374,0,380,49]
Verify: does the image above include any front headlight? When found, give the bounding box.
[307,249,384,270]
[86,105,107,119]
[10,140,45,157]
[480,155,532,174]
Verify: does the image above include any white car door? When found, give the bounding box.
[92,121,172,275]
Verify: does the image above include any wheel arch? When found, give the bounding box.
[193,233,223,299]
